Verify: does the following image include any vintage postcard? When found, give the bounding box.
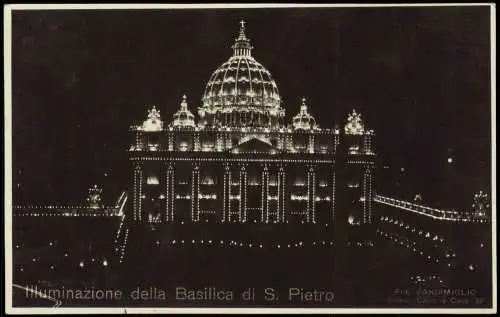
[4,3,496,314]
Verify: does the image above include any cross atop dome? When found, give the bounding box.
[237,20,247,40]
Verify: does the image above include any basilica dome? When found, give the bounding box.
[199,21,285,128]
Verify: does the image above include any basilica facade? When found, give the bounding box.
[128,22,376,234]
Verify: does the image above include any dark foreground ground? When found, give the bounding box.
[11,209,492,308]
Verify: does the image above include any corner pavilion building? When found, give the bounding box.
[128,22,376,241]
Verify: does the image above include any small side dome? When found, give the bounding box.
[344,109,365,135]
[141,105,164,132]
[172,95,196,128]
[292,98,317,130]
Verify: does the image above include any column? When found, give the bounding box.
[331,165,336,225]
[363,134,368,154]
[363,166,373,224]
[261,164,269,223]
[216,133,223,151]
[133,162,143,222]
[287,134,293,152]
[278,165,286,223]
[135,131,141,150]
[283,165,290,224]
[307,165,316,223]
[222,163,231,222]
[308,134,315,153]
[165,162,175,222]
[161,163,167,223]
[191,163,200,222]
[239,164,248,223]
[334,134,340,154]
[194,132,200,151]
[168,131,174,151]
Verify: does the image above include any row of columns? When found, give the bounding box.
[132,161,336,224]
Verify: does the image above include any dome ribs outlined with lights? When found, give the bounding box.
[198,21,283,128]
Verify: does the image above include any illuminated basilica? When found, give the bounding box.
[128,21,376,235]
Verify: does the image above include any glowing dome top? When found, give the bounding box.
[141,106,164,132]
[199,21,284,128]
[344,109,365,135]
[172,95,196,128]
[292,98,317,131]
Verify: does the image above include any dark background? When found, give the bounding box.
[11,7,492,209]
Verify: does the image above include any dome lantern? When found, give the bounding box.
[232,20,253,57]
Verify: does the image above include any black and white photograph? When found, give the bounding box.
[4,3,496,314]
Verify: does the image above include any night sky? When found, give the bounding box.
[11,6,492,209]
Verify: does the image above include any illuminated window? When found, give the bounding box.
[147,176,159,185]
